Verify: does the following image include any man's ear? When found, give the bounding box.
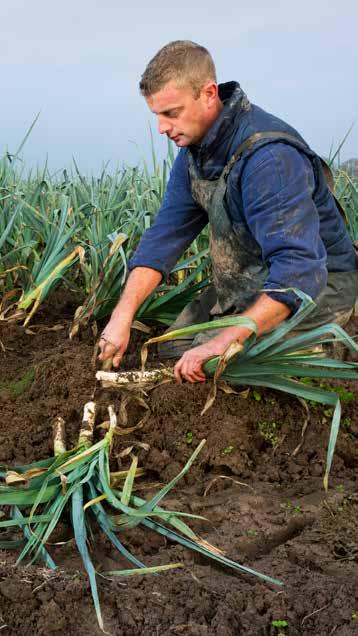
[202,81,219,108]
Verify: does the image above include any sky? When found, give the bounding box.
[1,0,357,174]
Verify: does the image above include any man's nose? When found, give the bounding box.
[158,117,171,135]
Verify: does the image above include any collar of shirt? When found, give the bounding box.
[190,81,250,163]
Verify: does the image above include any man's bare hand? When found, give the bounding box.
[173,294,290,383]
[98,319,131,368]
[173,322,256,384]
[97,266,162,369]
[174,335,234,384]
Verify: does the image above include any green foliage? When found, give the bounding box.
[149,290,358,490]
[185,431,193,444]
[258,420,281,447]
[137,255,210,327]
[1,129,210,328]
[337,491,358,512]
[320,382,353,403]
[334,169,358,243]
[280,501,303,515]
[0,368,35,397]
[272,619,288,628]
[272,618,288,635]
[300,378,354,403]
[222,445,234,454]
[0,124,356,330]
[0,416,282,631]
[200,293,358,491]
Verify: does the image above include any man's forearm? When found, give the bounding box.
[242,293,291,336]
[111,267,162,323]
[213,293,291,347]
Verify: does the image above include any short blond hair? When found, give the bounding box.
[139,40,217,98]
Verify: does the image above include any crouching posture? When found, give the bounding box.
[99,40,358,383]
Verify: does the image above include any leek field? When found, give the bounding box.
[0,134,357,635]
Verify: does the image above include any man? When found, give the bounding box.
[99,41,358,383]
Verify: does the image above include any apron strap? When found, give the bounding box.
[222,131,308,178]
[318,156,349,224]
[221,131,348,224]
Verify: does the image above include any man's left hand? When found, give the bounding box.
[174,336,234,384]
[173,295,290,384]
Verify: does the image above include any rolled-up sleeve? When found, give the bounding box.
[240,143,328,312]
[128,150,207,277]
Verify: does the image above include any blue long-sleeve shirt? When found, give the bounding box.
[129,85,357,312]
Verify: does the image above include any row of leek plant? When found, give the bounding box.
[0,403,281,632]
[334,169,358,246]
[0,141,82,324]
[329,128,358,246]
[141,290,358,492]
[1,126,356,329]
[0,134,210,328]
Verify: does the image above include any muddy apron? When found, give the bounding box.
[158,134,358,359]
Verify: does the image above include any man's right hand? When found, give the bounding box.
[98,318,131,368]
[97,266,162,369]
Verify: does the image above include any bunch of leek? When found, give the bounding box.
[0,403,281,631]
[143,290,358,491]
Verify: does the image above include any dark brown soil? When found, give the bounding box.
[0,292,357,635]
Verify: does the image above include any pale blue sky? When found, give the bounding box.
[1,0,357,173]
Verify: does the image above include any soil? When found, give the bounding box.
[0,291,357,635]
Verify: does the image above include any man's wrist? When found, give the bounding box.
[211,325,253,348]
[226,325,253,343]
[109,306,133,327]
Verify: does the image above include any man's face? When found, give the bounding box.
[146,81,219,147]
